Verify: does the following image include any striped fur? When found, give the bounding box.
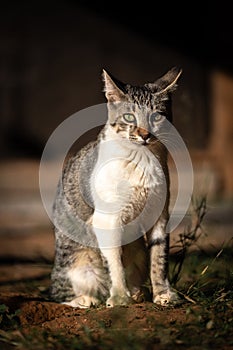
[50,67,182,307]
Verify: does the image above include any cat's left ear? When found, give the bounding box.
[148,67,182,94]
[102,69,127,102]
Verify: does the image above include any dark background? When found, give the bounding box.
[79,1,233,74]
[2,1,232,71]
[0,0,232,158]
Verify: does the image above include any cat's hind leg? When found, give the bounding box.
[62,295,100,308]
[65,248,110,308]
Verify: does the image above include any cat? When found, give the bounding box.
[50,67,182,308]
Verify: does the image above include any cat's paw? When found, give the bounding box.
[106,294,132,307]
[153,289,181,307]
[131,289,146,303]
[62,295,100,308]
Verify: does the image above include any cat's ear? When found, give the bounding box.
[102,69,127,102]
[148,67,182,94]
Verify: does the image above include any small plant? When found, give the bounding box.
[170,196,207,287]
[0,304,21,330]
[0,304,22,347]
[169,195,233,307]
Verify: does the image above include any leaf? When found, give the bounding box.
[0,304,8,314]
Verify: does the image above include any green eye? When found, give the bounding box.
[150,112,164,123]
[123,113,136,123]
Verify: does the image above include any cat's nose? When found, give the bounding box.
[138,127,150,140]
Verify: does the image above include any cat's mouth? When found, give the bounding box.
[129,135,155,146]
[129,138,150,146]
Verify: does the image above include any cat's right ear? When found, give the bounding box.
[102,69,127,102]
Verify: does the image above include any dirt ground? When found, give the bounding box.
[0,290,232,350]
[0,249,233,350]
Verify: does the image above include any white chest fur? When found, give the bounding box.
[90,130,168,247]
[91,130,167,229]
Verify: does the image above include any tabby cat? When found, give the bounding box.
[50,67,182,308]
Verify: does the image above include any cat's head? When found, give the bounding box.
[102,67,182,145]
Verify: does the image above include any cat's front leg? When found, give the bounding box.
[100,247,132,307]
[92,211,132,307]
[147,219,180,306]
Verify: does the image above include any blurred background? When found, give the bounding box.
[0,0,232,270]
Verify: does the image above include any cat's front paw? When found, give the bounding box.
[106,294,132,307]
[153,289,181,306]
